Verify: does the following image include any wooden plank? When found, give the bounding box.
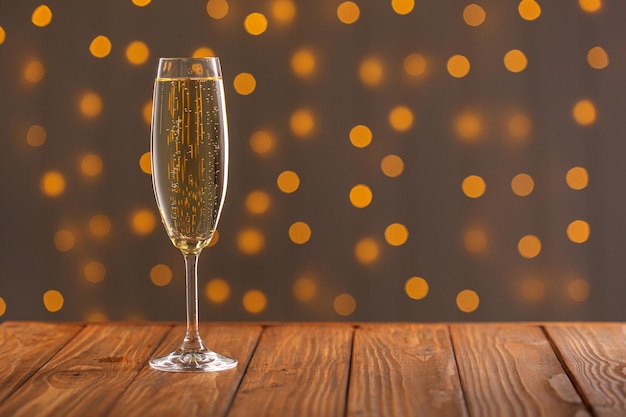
[0,321,83,404]
[109,324,262,417]
[450,323,590,417]
[227,323,353,417]
[0,323,170,417]
[347,323,468,417]
[545,323,626,417]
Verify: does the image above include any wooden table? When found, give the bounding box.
[0,322,625,417]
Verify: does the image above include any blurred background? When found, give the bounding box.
[0,0,624,322]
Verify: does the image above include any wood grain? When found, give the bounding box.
[0,323,170,417]
[227,323,353,417]
[545,323,626,417]
[347,323,468,417]
[450,323,590,417]
[108,324,262,417]
[0,321,82,404]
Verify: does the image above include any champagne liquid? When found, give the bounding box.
[151,77,228,253]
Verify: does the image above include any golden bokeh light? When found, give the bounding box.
[463,226,488,255]
[334,293,356,316]
[403,53,427,77]
[359,57,384,87]
[291,48,316,78]
[568,278,590,302]
[461,175,486,198]
[192,47,215,58]
[132,0,151,6]
[206,278,231,303]
[405,277,429,300]
[289,221,312,244]
[245,190,271,214]
[244,13,268,35]
[349,184,373,208]
[518,0,541,21]
[391,0,414,15]
[389,105,414,132]
[41,171,66,197]
[243,289,267,314]
[521,277,545,302]
[511,173,534,197]
[573,99,596,126]
[250,130,276,155]
[125,41,150,65]
[566,166,589,190]
[337,1,360,24]
[506,112,532,142]
[0,297,5,317]
[26,125,46,147]
[587,46,609,69]
[293,276,317,301]
[463,4,486,27]
[54,229,75,252]
[290,108,315,138]
[80,154,103,177]
[579,0,602,13]
[32,5,53,27]
[89,214,112,237]
[380,154,404,178]
[349,125,372,148]
[384,223,408,246]
[456,289,479,313]
[43,290,64,313]
[447,55,470,78]
[455,111,483,143]
[79,92,103,118]
[150,264,172,287]
[206,0,229,19]
[277,170,300,193]
[84,261,106,283]
[139,152,152,174]
[233,72,257,95]
[503,49,528,73]
[237,228,265,255]
[208,230,220,247]
[272,0,296,23]
[518,234,541,259]
[0,26,5,45]
[567,220,590,243]
[89,36,112,58]
[24,60,45,83]
[85,311,108,322]
[142,101,152,125]
[355,237,379,265]
[130,209,157,235]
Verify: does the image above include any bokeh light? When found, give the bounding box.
[518,234,541,259]
[290,108,315,138]
[24,60,45,83]
[384,223,408,246]
[518,0,541,21]
[579,0,602,13]
[461,175,486,198]
[139,152,152,174]
[233,72,257,95]
[511,173,534,197]
[26,125,46,147]
[587,46,609,69]
[43,290,64,312]
[89,214,111,237]
[293,276,317,301]
[291,48,316,78]
[389,106,414,131]
[244,13,268,36]
[243,289,267,313]
[245,190,271,214]
[0,297,6,317]
[334,293,356,316]
[206,278,231,303]
[359,57,384,87]
[289,221,312,244]
[84,261,106,283]
[503,49,528,73]
[337,2,360,24]
[192,47,215,58]
[237,228,265,255]
[521,277,546,302]
[206,0,229,19]
[405,277,429,300]
[277,170,300,193]
[272,0,296,24]
[506,112,532,143]
[142,101,152,125]
[456,289,479,313]
[463,226,488,255]
[573,99,597,126]
[54,229,75,252]
[566,167,589,190]
[349,125,373,148]
[391,0,414,15]
[130,209,157,235]
[132,0,152,6]
[567,220,590,243]
[349,184,373,208]
[355,237,379,264]
[403,53,427,77]
[380,154,404,178]
[125,41,149,65]
[79,92,103,118]
[80,154,103,177]
[568,278,590,302]
[41,171,66,197]
[250,130,276,155]
[150,264,172,287]
[32,5,53,27]
[463,4,486,27]
[0,26,5,45]
[447,55,470,78]
[455,111,483,143]
[89,36,112,58]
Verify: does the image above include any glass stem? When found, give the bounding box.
[180,251,206,352]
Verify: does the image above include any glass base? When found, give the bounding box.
[149,349,238,373]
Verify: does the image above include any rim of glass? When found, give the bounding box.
[158,57,220,62]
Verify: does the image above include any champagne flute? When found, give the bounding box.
[149,57,237,372]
